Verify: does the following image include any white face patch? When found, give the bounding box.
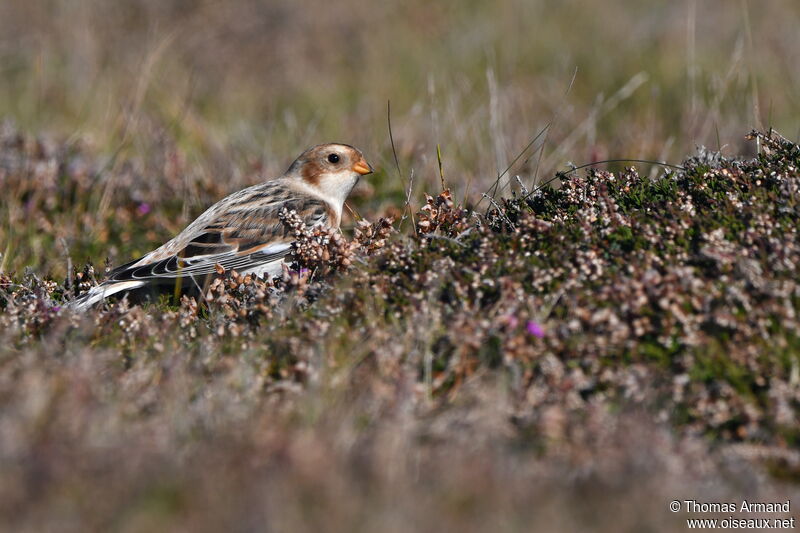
[314,170,360,211]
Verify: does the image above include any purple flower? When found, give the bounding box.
[526,320,545,338]
[51,306,61,312]
[137,203,151,215]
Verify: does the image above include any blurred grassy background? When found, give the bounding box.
[0,0,799,273]
[2,0,799,185]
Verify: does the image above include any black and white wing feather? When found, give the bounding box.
[70,180,335,309]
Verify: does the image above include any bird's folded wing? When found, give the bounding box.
[106,187,333,282]
[107,242,293,282]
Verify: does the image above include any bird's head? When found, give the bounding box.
[286,143,373,208]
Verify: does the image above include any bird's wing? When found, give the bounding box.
[107,181,335,283]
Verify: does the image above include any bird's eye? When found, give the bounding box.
[327,153,340,164]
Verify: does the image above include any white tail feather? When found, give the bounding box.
[68,280,146,311]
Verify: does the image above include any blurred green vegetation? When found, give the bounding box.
[1,0,798,199]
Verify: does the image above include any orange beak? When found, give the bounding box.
[352,157,374,176]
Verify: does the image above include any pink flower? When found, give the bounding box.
[505,315,519,329]
[526,320,545,338]
[137,203,151,215]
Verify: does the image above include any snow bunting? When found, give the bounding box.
[70,143,373,310]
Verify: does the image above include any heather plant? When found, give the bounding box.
[2,123,800,530]
[2,128,799,440]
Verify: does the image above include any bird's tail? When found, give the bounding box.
[67,280,146,311]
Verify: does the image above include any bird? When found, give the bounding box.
[69,143,373,310]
